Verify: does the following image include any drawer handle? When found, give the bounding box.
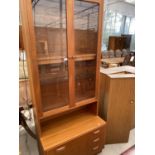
[93,138,100,143]
[56,146,66,152]
[93,146,99,151]
[93,130,100,134]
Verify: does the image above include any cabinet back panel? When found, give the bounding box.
[32,0,67,58]
[75,60,96,102]
[39,63,69,112]
[74,0,99,55]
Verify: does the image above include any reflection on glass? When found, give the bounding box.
[33,0,67,58]
[39,62,69,111]
[129,18,135,34]
[74,0,99,55]
[32,0,69,111]
[75,60,96,102]
[124,17,131,34]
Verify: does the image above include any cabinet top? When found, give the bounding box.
[100,66,135,78]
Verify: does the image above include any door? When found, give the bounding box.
[107,78,134,143]
[32,0,69,112]
[73,0,100,103]
[22,0,102,113]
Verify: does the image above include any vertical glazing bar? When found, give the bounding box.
[66,0,75,107]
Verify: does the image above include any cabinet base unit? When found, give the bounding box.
[41,110,106,155]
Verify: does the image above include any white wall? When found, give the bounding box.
[103,0,135,50]
[106,1,135,17]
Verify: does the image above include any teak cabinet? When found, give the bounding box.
[108,36,127,51]
[20,0,106,155]
[99,66,135,144]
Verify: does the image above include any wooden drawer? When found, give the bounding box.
[91,145,102,155]
[46,126,106,155]
[46,134,88,155]
[88,126,106,155]
[47,145,67,155]
[89,126,105,140]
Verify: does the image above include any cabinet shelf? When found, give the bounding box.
[37,54,96,65]
[40,98,97,120]
[41,109,106,151]
[74,54,96,61]
[40,74,68,83]
[37,55,66,65]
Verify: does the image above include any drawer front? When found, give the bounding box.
[47,135,88,155]
[89,126,105,142]
[47,144,69,155]
[46,126,106,155]
[88,126,106,155]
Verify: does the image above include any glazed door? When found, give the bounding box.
[32,0,69,112]
[73,0,100,103]
[23,0,102,113]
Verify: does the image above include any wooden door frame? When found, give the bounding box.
[67,0,104,109]
[95,0,104,114]
[83,0,102,3]
[66,0,75,108]
[20,0,42,135]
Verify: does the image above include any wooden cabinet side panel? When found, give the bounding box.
[99,73,110,120]
[99,73,105,117]
[96,1,104,100]
[20,0,42,135]
[96,0,104,113]
[103,76,110,121]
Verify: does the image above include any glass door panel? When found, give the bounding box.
[32,0,69,112]
[38,62,69,112]
[74,0,99,55]
[33,0,67,59]
[74,1,99,102]
[75,59,96,102]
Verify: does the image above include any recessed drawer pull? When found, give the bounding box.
[92,146,99,151]
[93,130,100,134]
[56,146,66,152]
[93,137,100,143]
